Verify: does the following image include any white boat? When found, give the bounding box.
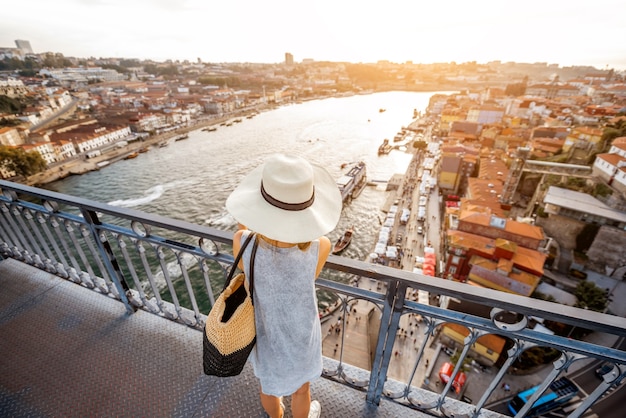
[336,162,367,203]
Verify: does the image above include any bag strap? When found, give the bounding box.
[222,231,255,292]
[248,236,259,305]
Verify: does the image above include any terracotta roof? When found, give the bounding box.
[458,208,544,241]
[448,229,546,275]
[597,153,624,166]
[573,126,603,136]
[611,137,626,149]
[495,238,517,252]
[443,323,506,353]
[467,258,540,296]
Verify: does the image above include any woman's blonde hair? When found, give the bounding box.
[258,233,311,251]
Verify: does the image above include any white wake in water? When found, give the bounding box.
[151,252,200,291]
[205,211,237,228]
[108,185,165,207]
[107,179,194,208]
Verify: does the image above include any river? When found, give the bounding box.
[45,91,446,262]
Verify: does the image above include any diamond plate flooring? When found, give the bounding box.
[0,259,429,417]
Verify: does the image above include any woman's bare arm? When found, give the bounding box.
[315,236,331,278]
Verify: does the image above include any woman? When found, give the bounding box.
[226,154,342,418]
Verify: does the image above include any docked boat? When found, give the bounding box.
[378,139,392,155]
[124,152,139,160]
[336,161,367,203]
[202,126,217,132]
[332,228,353,254]
[174,134,189,141]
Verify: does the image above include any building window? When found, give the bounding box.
[449,266,457,274]
[451,255,460,265]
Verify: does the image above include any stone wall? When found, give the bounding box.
[586,226,626,275]
[535,214,585,250]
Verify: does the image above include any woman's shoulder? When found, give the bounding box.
[317,236,331,250]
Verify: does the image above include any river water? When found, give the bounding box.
[46,91,444,262]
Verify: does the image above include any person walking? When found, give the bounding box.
[226,154,342,418]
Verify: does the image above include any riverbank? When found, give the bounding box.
[22,89,433,187]
[24,108,266,187]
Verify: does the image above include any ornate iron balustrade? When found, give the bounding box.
[1,180,625,418]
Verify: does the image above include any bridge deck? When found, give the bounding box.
[0,258,426,417]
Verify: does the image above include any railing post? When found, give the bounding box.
[472,340,535,418]
[367,279,407,405]
[571,364,626,418]
[80,208,135,314]
[513,351,578,418]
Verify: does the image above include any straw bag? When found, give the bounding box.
[203,232,258,377]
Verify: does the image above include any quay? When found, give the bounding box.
[321,117,442,387]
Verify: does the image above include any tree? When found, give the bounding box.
[574,281,608,312]
[0,145,47,177]
[575,223,599,253]
[0,118,22,127]
[449,351,471,372]
[412,141,428,151]
[0,95,26,114]
[601,119,626,152]
[593,182,612,198]
[514,346,560,370]
[505,82,526,97]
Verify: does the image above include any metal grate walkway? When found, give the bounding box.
[0,259,428,418]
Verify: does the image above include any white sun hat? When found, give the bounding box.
[226,154,342,243]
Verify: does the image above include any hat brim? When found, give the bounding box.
[226,162,342,243]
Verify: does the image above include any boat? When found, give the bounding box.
[138,147,149,153]
[336,161,367,203]
[202,126,217,132]
[124,152,139,160]
[96,160,110,168]
[174,134,189,141]
[159,141,169,148]
[332,228,353,254]
[379,108,386,113]
[378,139,392,155]
[233,118,242,123]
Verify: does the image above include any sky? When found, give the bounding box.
[2,0,626,70]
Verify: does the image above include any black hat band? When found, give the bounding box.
[261,182,315,211]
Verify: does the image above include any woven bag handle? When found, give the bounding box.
[222,232,255,292]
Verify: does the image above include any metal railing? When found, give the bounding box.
[1,179,625,418]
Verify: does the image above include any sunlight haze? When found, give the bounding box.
[2,0,626,69]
